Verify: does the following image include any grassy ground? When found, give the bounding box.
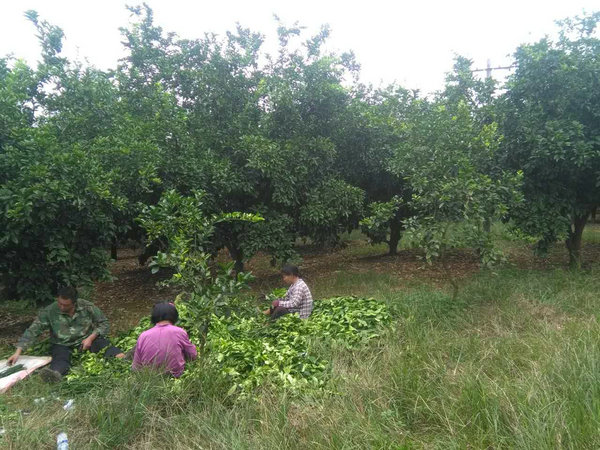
[2,226,600,448]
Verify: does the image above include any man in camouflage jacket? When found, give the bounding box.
[7,286,124,381]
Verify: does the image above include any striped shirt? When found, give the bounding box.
[279,279,313,319]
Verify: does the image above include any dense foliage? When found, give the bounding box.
[63,295,391,397]
[60,193,391,395]
[499,12,600,267]
[83,187,390,396]
[1,7,599,303]
[0,125,125,300]
[391,96,523,267]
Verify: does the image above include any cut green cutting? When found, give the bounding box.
[0,364,25,379]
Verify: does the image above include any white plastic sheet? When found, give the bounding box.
[0,355,51,393]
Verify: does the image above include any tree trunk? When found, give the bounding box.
[565,213,588,269]
[139,241,160,266]
[233,258,244,274]
[110,240,118,261]
[228,246,244,273]
[476,217,493,260]
[388,220,402,256]
[483,217,491,234]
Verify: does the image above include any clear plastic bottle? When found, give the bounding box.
[63,399,74,411]
[57,432,68,450]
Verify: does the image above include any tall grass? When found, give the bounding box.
[2,265,600,448]
[582,223,600,244]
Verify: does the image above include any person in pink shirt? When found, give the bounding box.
[132,302,197,378]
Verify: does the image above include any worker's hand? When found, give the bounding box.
[7,348,22,366]
[81,336,95,351]
[271,300,280,308]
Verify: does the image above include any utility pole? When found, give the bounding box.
[471,61,516,75]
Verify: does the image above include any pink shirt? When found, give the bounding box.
[132,323,197,378]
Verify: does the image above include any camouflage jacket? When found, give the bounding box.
[16,299,110,350]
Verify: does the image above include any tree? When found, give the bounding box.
[397,102,522,266]
[0,128,125,301]
[137,189,260,343]
[355,59,503,258]
[389,59,523,276]
[344,85,415,255]
[240,21,365,252]
[500,13,600,268]
[359,196,406,255]
[19,9,165,263]
[118,8,365,270]
[0,13,127,301]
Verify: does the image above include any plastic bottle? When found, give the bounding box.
[63,399,74,411]
[56,432,68,450]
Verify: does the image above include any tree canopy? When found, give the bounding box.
[1,7,598,302]
[500,12,600,268]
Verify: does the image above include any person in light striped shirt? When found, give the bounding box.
[267,265,313,320]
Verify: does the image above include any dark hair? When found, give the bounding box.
[57,286,78,302]
[281,265,301,277]
[151,301,179,325]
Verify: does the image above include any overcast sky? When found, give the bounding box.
[0,0,597,94]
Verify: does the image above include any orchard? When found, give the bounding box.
[1,6,599,449]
